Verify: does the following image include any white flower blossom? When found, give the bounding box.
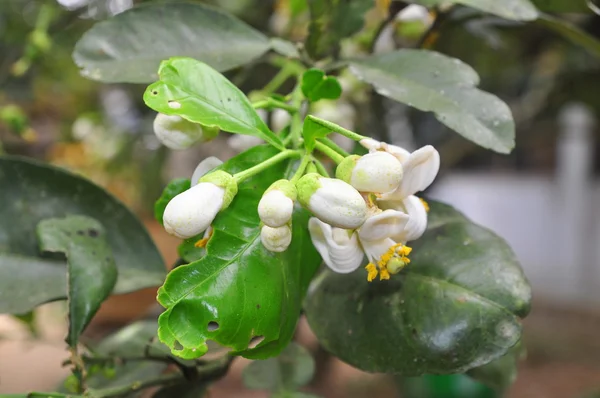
[258,180,297,228]
[153,113,218,150]
[261,225,292,252]
[336,151,403,194]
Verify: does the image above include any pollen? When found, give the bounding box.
[419,198,430,213]
[379,268,390,281]
[366,263,378,282]
[194,228,214,248]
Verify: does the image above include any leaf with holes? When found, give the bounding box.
[301,69,342,102]
[0,157,165,315]
[305,201,531,375]
[350,50,516,154]
[144,57,284,150]
[73,3,270,83]
[411,0,538,21]
[37,216,117,347]
[156,146,321,360]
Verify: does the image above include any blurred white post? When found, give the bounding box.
[556,103,595,303]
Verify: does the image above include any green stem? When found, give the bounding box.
[233,150,302,183]
[252,98,299,113]
[317,137,350,157]
[261,65,294,95]
[306,162,318,174]
[312,158,330,177]
[314,141,345,164]
[289,85,305,148]
[290,154,312,184]
[306,115,366,142]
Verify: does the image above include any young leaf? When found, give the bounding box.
[0,157,165,315]
[144,57,284,150]
[155,178,191,225]
[302,116,332,151]
[305,201,531,375]
[412,0,538,21]
[242,342,316,392]
[536,14,600,58]
[37,216,117,347]
[73,3,270,83]
[350,50,516,154]
[156,146,321,360]
[306,0,373,59]
[301,69,342,102]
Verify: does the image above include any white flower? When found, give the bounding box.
[258,180,297,228]
[163,182,225,239]
[261,225,292,252]
[191,157,223,186]
[309,209,413,281]
[336,151,403,194]
[153,113,218,150]
[163,170,238,239]
[297,173,367,229]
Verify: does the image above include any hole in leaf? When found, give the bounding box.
[173,340,184,351]
[248,335,265,349]
[168,100,182,109]
[207,321,219,332]
[152,90,158,95]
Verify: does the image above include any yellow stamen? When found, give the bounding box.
[419,198,430,213]
[366,263,378,282]
[379,268,390,280]
[194,228,214,248]
[399,245,412,256]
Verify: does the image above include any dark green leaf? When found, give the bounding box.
[531,0,591,12]
[144,57,284,150]
[37,216,117,347]
[12,310,38,337]
[3,394,81,398]
[73,3,270,83]
[0,157,165,315]
[153,382,207,398]
[305,201,531,375]
[467,341,525,392]
[306,0,373,59]
[242,342,315,391]
[410,0,538,20]
[157,146,321,360]
[350,50,516,154]
[155,178,191,225]
[178,235,206,263]
[301,69,342,102]
[536,14,600,58]
[399,374,496,398]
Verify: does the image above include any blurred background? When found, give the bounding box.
[1,0,600,396]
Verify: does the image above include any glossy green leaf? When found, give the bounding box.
[157,146,321,360]
[178,234,206,263]
[144,57,284,150]
[531,0,591,12]
[301,69,342,102]
[242,342,316,392]
[467,341,525,392]
[306,0,373,59]
[0,157,165,314]
[399,374,497,398]
[37,216,117,347]
[536,14,600,58]
[155,178,191,225]
[305,201,531,375]
[350,50,515,154]
[410,0,538,21]
[73,3,270,83]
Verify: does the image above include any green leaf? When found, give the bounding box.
[302,117,333,152]
[178,234,206,263]
[306,0,373,59]
[12,310,38,337]
[304,201,531,375]
[350,50,516,154]
[155,178,191,225]
[467,341,525,392]
[301,69,342,102]
[72,3,270,84]
[242,342,316,392]
[270,38,301,59]
[144,57,284,150]
[531,0,591,12]
[536,14,600,58]
[410,0,538,21]
[156,146,321,360]
[399,374,496,398]
[153,382,207,398]
[37,216,117,347]
[0,157,165,315]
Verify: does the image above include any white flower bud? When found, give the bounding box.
[296,173,367,229]
[258,180,297,227]
[153,113,218,150]
[163,182,225,239]
[163,170,238,239]
[336,152,403,194]
[261,225,292,252]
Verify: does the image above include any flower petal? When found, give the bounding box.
[308,218,364,273]
[191,157,223,186]
[382,145,440,200]
[358,209,410,242]
[359,138,382,152]
[361,237,397,265]
[398,195,428,242]
[382,143,410,163]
